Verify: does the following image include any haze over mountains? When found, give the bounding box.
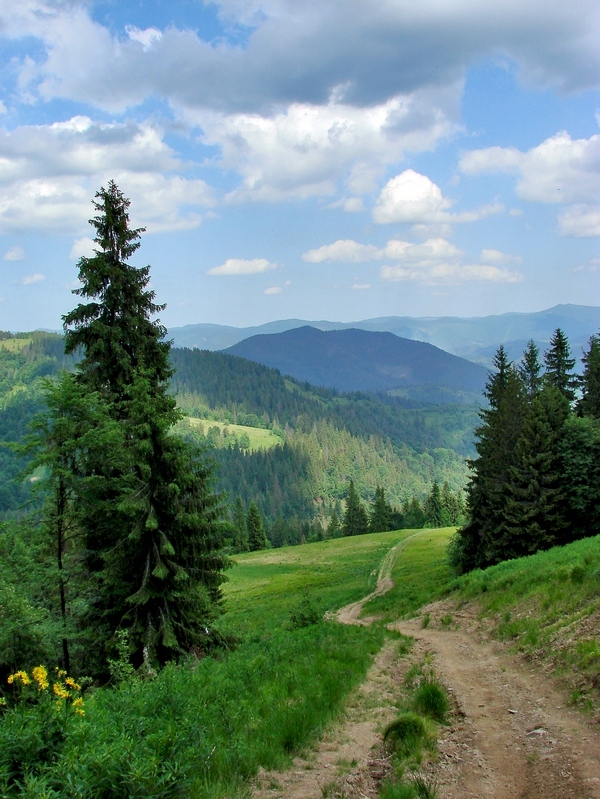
[169,304,600,367]
[224,327,488,397]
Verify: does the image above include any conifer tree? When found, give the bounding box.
[247,502,267,550]
[326,510,342,538]
[403,496,426,529]
[342,480,369,536]
[62,182,230,670]
[501,388,569,557]
[232,497,249,552]
[579,335,600,418]
[519,339,543,399]
[369,486,391,533]
[424,481,444,527]
[544,328,577,403]
[441,481,461,525]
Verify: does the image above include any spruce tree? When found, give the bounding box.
[544,328,577,403]
[519,340,543,399]
[326,510,342,538]
[247,502,267,550]
[424,481,444,527]
[403,496,426,529]
[369,486,391,533]
[342,480,369,536]
[501,388,569,557]
[579,335,600,418]
[62,182,230,670]
[232,497,249,552]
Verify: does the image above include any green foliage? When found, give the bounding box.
[288,591,321,629]
[413,679,449,723]
[369,486,392,533]
[343,480,369,536]
[247,501,267,551]
[579,335,600,418]
[384,712,427,749]
[543,328,578,403]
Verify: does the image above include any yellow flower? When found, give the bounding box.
[75,708,85,717]
[32,666,49,691]
[7,671,30,686]
[72,697,84,708]
[65,677,81,691]
[56,669,67,678]
[53,683,70,699]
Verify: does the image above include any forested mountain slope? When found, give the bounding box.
[224,326,488,395]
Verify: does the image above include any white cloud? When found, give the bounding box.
[343,197,364,212]
[16,272,45,285]
[0,117,215,234]
[69,237,95,260]
[3,246,25,261]
[264,285,282,294]
[302,240,381,263]
[372,169,503,225]
[207,257,278,275]
[460,132,600,204]
[379,238,522,284]
[352,283,371,290]
[480,248,523,264]
[125,26,163,51]
[558,205,600,237]
[198,91,459,203]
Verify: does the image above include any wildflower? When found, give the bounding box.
[56,669,67,678]
[7,671,31,686]
[32,665,49,691]
[65,677,81,691]
[53,683,70,699]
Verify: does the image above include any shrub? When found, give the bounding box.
[288,592,321,629]
[413,679,449,723]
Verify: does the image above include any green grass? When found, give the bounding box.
[451,534,600,711]
[2,532,414,798]
[362,528,455,622]
[184,416,282,451]
[0,338,32,352]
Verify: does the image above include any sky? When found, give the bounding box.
[0,0,599,331]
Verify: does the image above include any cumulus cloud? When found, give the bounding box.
[558,205,600,237]
[480,248,523,264]
[379,238,522,284]
[372,169,503,226]
[16,272,45,285]
[460,132,600,205]
[301,235,522,283]
[3,246,25,261]
[303,240,381,263]
[197,90,459,203]
[69,237,95,260]
[0,117,215,233]
[9,0,600,116]
[207,257,278,275]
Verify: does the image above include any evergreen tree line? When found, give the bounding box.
[340,479,465,537]
[0,184,229,681]
[451,330,600,573]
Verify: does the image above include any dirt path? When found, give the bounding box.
[396,610,600,799]
[253,537,600,799]
[335,532,425,626]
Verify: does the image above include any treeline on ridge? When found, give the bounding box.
[452,330,600,573]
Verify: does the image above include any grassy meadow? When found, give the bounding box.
[450,533,600,711]
[184,416,282,451]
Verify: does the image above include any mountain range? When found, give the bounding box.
[224,326,488,397]
[169,304,600,367]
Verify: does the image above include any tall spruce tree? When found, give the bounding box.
[500,387,569,558]
[424,481,444,527]
[62,182,230,671]
[519,339,543,399]
[247,502,267,551]
[454,347,527,571]
[232,497,249,552]
[342,480,369,536]
[579,335,600,418]
[369,486,391,533]
[544,328,577,403]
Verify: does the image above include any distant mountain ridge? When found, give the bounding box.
[169,304,600,367]
[224,326,488,396]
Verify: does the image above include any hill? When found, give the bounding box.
[224,326,488,396]
[169,303,600,366]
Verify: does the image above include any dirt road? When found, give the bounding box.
[253,538,600,799]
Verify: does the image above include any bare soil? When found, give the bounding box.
[252,540,600,799]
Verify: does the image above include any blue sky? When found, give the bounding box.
[0,0,599,331]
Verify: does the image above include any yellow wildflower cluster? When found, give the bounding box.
[32,665,49,691]
[7,670,31,686]
[6,665,85,718]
